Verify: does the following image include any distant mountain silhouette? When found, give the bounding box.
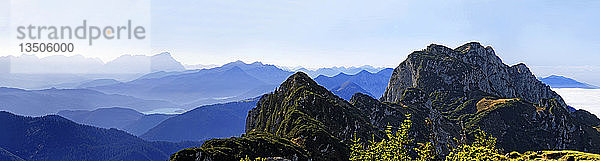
[183,64,219,70]
[135,70,199,80]
[141,98,259,142]
[151,52,185,72]
[0,53,186,89]
[314,68,393,99]
[123,114,176,136]
[58,107,175,135]
[290,65,387,77]
[90,61,291,106]
[540,75,599,89]
[220,61,293,84]
[331,81,374,100]
[76,79,121,88]
[0,87,178,116]
[0,111,199,161]
[101,55,152,74]
[1,53,184,74]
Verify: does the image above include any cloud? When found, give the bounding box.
[553,88,600,117]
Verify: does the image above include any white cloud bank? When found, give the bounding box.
[553,88,600,117]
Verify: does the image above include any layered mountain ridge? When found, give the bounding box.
[0,111,199,161]
[57,107,175,136]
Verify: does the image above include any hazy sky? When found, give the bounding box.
[1,0,600,84]
[150,0,600,67]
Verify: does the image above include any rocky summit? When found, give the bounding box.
[169,42,600,161]
[379,42,600,153]
[382,42,567,110]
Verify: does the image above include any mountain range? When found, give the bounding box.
[88,61,292,107]
[0,87,178,116]
[540,75,599,89]
[1,52,184,74]
[57,107,175,136]
[1,42,600,160]
[54,97,260,142]
[169,42,600,161]
[281,65,387,78]
[141,98,259,142]
[314,68,393,100]
[0,53,184,89]
[328,81,374,101]
[0,111,200,161]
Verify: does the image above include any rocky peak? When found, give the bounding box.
[510,63,532,75]
[382,42,567,109]
[245,71,380,160]
[150,52,185,72]
[452,42,503,66]
[276,72,330,96]
[426,43,454,54]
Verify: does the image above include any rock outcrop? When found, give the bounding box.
[350,91,460,155]
[381,42,566,109]
[245,72,381,160]
[381,42,600,154]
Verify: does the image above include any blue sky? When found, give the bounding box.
[150,0,600,67]
[150,0,600,85]
[1,0,600,84]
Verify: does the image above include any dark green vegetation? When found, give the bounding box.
[0,111,200,161]
[169,132,309,161]
[245,72,381,160]
[170,42,600,161]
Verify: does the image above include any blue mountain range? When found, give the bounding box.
[0,87,178,116]
[58,107,175,136]
[141,98,259,142]
[540,75,599,89]
[314,68,394,100]
[89,61,292,107]
[0,111,200,161]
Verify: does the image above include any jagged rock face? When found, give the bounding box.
[245,72,381,160]
[381,42,566,109]
[573,109,600,127]
[463,98,600,153]
[350,90,460,155]
[380,42,600,154]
